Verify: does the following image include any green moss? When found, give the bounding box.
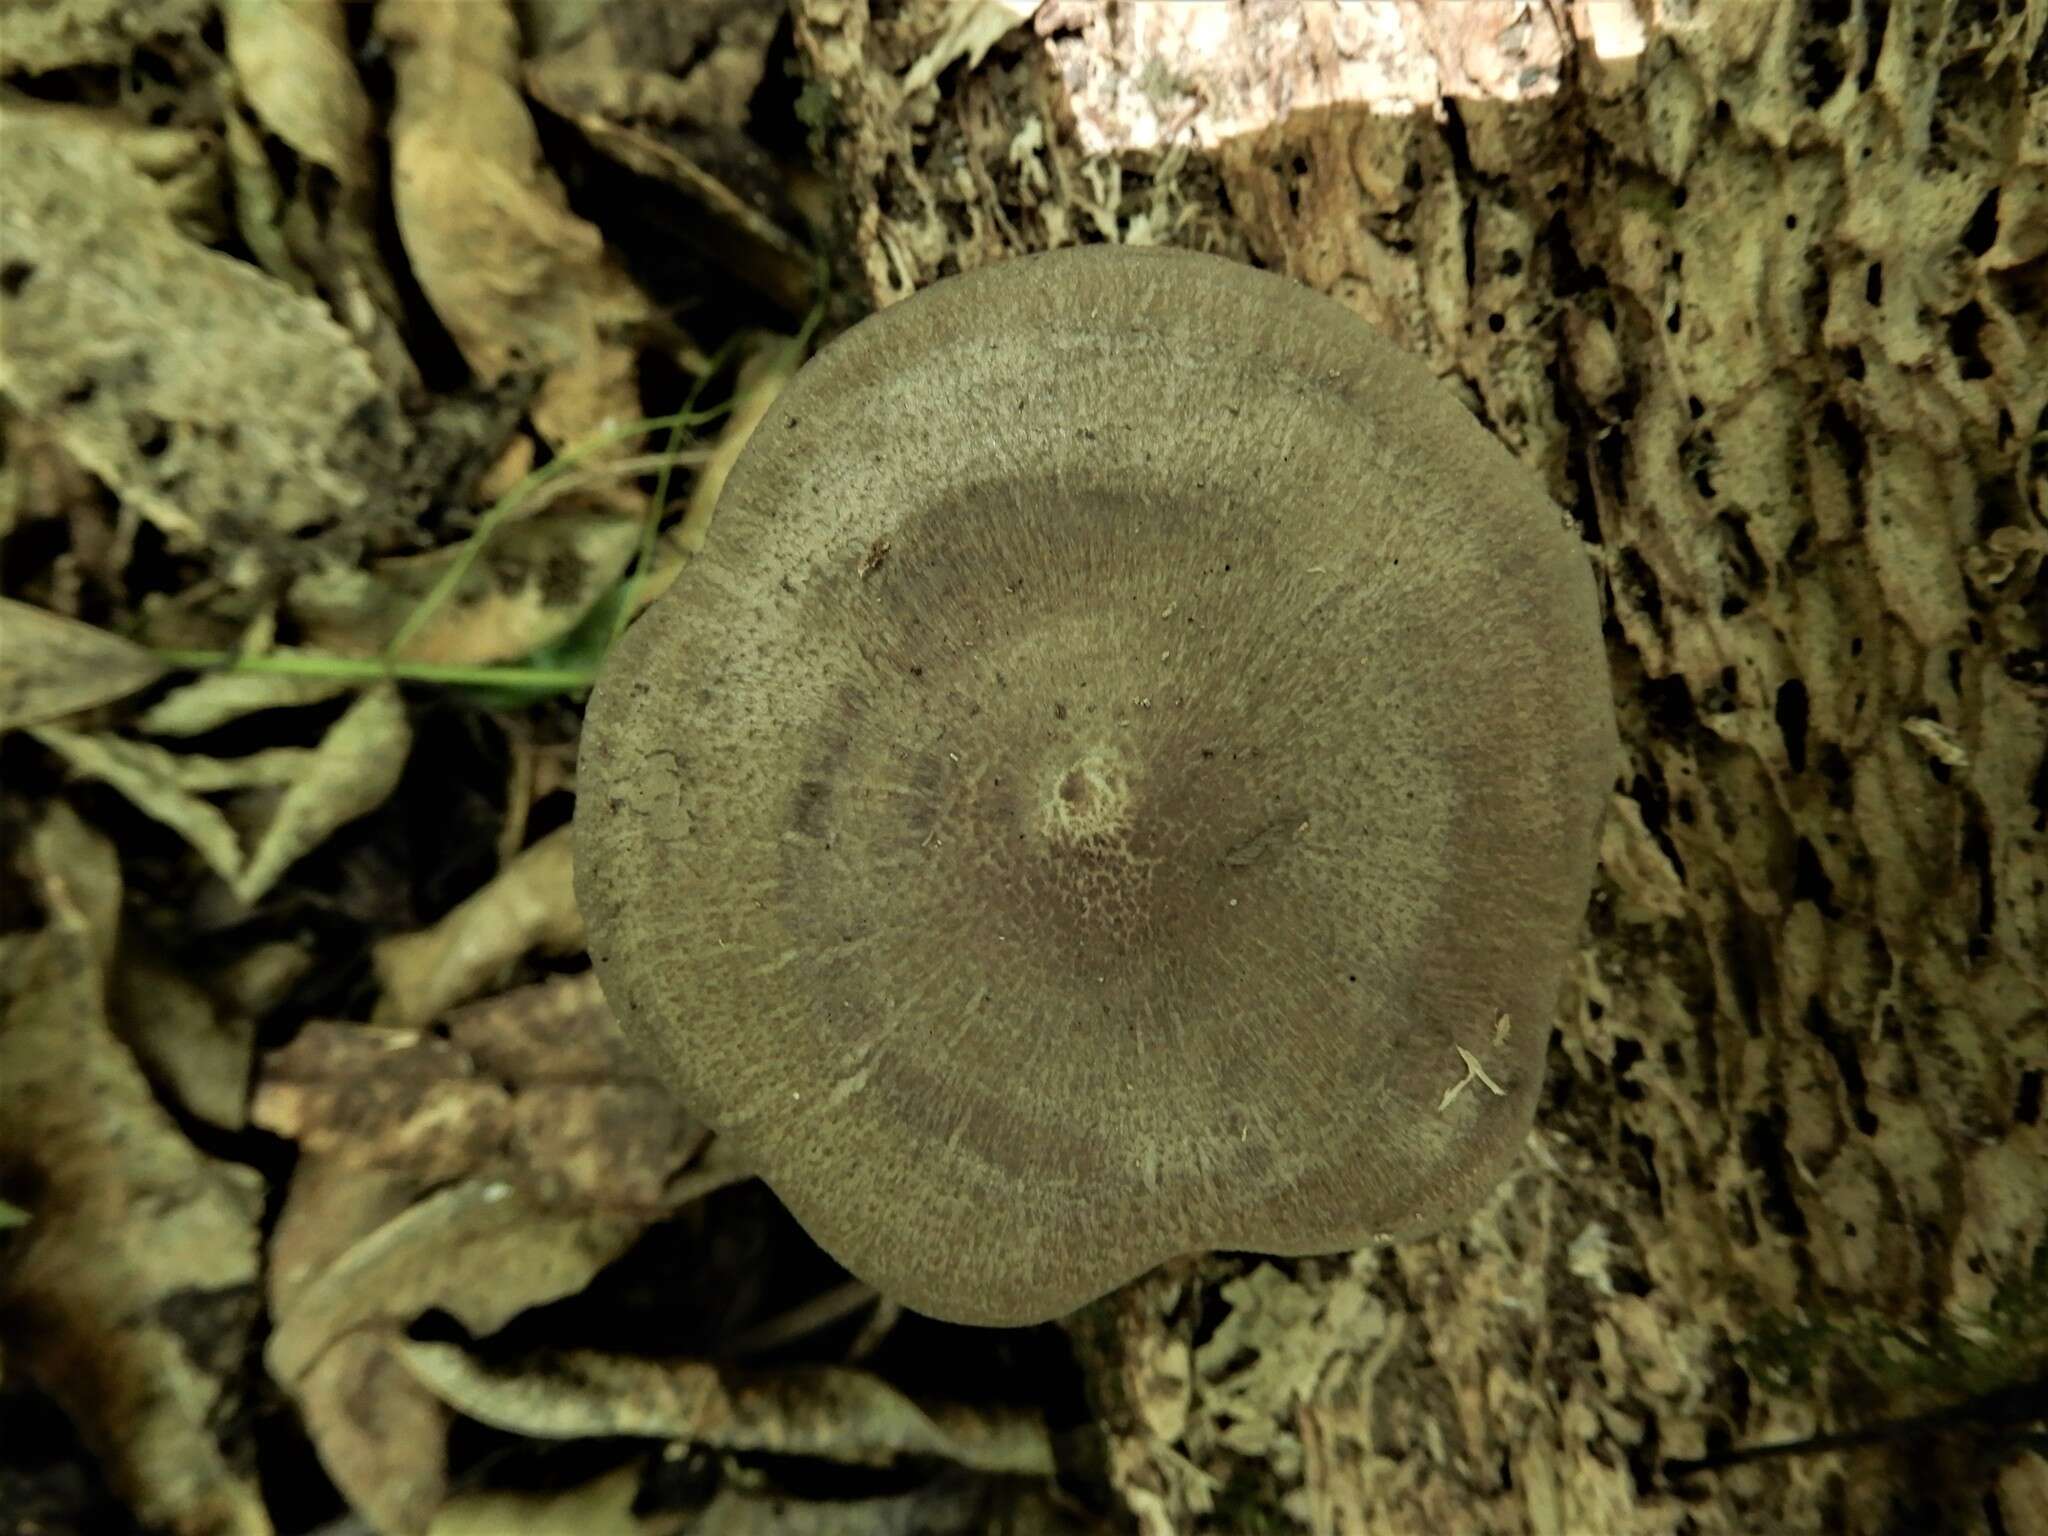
[1736,1241,2048,1402]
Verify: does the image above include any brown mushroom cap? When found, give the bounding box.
[576,245,1617,1326]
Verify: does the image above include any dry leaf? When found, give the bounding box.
[31,684,410,904]
[288,510,640,665]
[516,0,614,54]
[0,0,212,71]
[527,0,776,130]
[268,1178,647,1386]
[231,683,410,902]
[264,1161,451,1536]
[0,804,269,1536]
[220,0,420,395]
[378,0,652,449]
[220,107,304,293]
[431,1463,669,1536]
[0,596,168,730]
[474,431,538,505]
[300,1328,453,1536]
[524,0,812,316]
[2001,1453,2048,1536]
[0,99,411,565]
[206,938,316,1015]
[373,827,583,1026]
[221,0,372,186]
[29,726,259,884]
[254,1024,511,1180]
[253,974,703,1206]
[138,668,356,736]
[397,1343,1058,1476]
[110,943,258,1131]
[32,727,316,793]
[441,974,710,1198]
[255,969,712,1532]
[0,412,103,545]
[687,1478,1100,1536]
[262,1169,652,1530]
[251,973,729,1534]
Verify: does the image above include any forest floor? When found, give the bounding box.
[9,5,2048,1536]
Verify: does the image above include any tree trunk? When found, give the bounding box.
[795,2,2048,1531]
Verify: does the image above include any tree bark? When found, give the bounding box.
[795,3,2048,1531]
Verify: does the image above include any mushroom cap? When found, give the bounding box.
[576,245,1617,1326]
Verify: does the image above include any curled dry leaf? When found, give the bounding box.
[0,100,411,566]
[287,510,641,665]
[0,0,212,71]
[221,0,419,394]
[0,596,168,731]
[0,804,269,1536]
[377,0,654,450]
[524,0,812,317]
[301,1329,453,1536]
[264,1170,653,1535]
[435,1465,1102,1536]
[29,684,412,904]
[29,726,266,884]
[430,1463,669,1536]
[254,972,704,1206]
[2001,1454,2048,1536]
[373,826,583,1027]
[136,668,357,737]
[110,943,258,1131]
[230,683,411,903]
[221,0,372,186]
[254,973,707,1532]
[265,1174,650,1380]
[398,1341,1058,1477]
[31,726,317,794]
[266,1162,448,1535]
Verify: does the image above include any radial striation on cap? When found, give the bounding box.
[575,244,1618,1326]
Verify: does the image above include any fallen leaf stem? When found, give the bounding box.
[152,649,599,692]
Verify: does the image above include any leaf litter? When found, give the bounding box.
[0,5,1107,1532]
[0,804,270,1536]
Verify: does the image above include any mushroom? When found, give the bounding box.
[575,245,1617,1326]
